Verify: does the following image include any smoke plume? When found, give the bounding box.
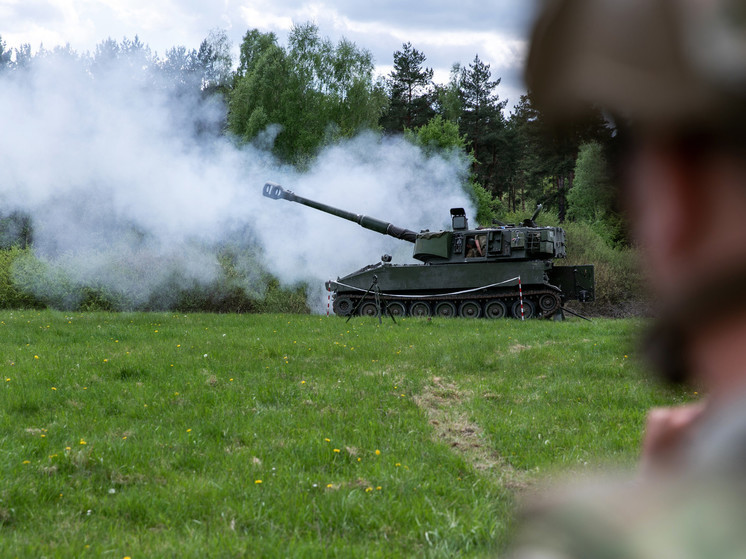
[0,49,474,312]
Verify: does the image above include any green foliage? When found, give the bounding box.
[471,182,503,226]
[433,64,463,122]
[404,114,466,154]
[568,141,627,246]
[5,29,639,316]
[0,248,309,314]
[507,94,612,222]
[568,142,612,222]
[0,34,10,69]
[567,141,618,240]
[404,116,503,226]
[495,206,643,310]
[0,212,32,249]
[252,278,309,314]
[381,42,434,132]
[0,311,690,556]
[562,221,643,308]
[10,251,83,310]
[228,23,386,165]
[236,29,278,79]
[456,56,508,197]
[197,29,233,92]
[0,248,42,308]
[228,40,288,141]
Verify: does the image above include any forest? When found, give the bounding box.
[0,26,641,316]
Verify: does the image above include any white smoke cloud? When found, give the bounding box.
[0,50,475,312]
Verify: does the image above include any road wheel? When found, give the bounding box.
[458,300,482,318]
[386,301,406,317]
[360,302,379,317]
[484,300,507,319]
[333,297,354,316]
[538,293,560,316]
[434,301,457,317]
[410,302,431,317]
[511,299,535,319]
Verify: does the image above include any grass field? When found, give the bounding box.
[0,311,691,557]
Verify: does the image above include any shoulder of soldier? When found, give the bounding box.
[510,477,746,559]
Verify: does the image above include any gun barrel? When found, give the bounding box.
[262,182,417,243]
[531,203,543,222]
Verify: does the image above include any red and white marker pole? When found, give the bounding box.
[327,282,331,317]
[518,276,525,321]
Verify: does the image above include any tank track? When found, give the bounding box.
[332,287,562,319]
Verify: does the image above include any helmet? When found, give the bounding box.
[525,0,746,129]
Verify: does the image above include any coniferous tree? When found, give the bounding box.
[381,42,434,132]
[433,64,463,123]
[508,92,612,222]
[197,29,232,93]
[458,55,508,197]
[13,43,32,70]
[0,35,12,71]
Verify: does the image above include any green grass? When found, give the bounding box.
[0,311,691,557]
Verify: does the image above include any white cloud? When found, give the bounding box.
[0,0,533,107]
[238,1,294,32]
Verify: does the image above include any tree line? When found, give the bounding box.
[226,24,619,242]
[0,27,635,312]
[0,25,622,241]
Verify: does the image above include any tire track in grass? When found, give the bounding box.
[414,376,528,491]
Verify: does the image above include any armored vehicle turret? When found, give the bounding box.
[263,182,594,319]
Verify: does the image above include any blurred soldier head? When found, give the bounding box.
[526,0,746,393]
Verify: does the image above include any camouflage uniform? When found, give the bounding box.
[511,399,746,558]
[511,1,746,557]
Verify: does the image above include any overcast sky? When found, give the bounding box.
[0,0,538,111]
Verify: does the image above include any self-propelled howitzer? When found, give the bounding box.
[262,182,594,319]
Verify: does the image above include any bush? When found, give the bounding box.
[562,221,646,313]
[0,248,43,308]
[252,278,309,314]
[0,246,311,314]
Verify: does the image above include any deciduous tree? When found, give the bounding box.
[228,23,385,164]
